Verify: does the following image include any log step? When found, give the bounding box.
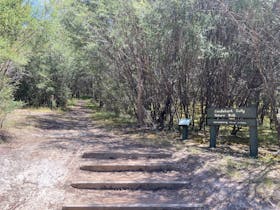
[81,152,172,159]
[71,181,190,190]
[62,204,203,210]
[80,164,179,172]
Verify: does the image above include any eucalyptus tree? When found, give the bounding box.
[0,0,35,126]
[15,1,74,107]
[31,0,278,145]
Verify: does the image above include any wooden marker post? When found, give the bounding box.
[209,125,217,148]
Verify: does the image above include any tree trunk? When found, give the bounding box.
[273,109,280,147]
[136,67,145,126]
[276,123,280,148]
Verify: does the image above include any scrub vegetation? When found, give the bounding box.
[1,1,280,147]
[1,1,280,208]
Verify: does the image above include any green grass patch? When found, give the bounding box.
[86,101,100,111]
[86,101,136,127]
[67,98,78,106]
[80,96,93,100]
[94,111,135,125]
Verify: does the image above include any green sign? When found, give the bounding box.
[206,107,258,158]
[207,107,257,119]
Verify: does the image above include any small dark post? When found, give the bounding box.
[182,125,189,140]
[179,118,191,140]
[210,125,217,148]
[249,125,258,158]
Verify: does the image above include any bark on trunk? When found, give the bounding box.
[274,112,280,147]
[136,67,145,126]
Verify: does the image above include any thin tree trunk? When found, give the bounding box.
[272,108,280,147]
[136,66,145,126]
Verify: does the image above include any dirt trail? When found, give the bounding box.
[0,101,103,210]
[0,103,74,209]
[0,101,172,210]
[0,101,279,210]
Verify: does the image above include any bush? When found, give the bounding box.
[0,76,22,128]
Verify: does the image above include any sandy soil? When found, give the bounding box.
[0,101,279,210]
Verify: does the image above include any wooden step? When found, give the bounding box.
[62,204,203,210]
[71,181,190,190]
[80,163,179,172]
[81,152,172,159]
[62,189,201,206]
[80,159,170,165]
[71,171,186,182]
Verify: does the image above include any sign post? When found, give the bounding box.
[249,126,258,157]
[178,118,191,140]
[210,125,217,148]
[206,107,258,158]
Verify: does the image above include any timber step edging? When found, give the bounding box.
[71,181,191,190]
[81,152,172,159]
[79,164,181,172]
[62,204,204,210]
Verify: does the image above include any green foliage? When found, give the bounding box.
[52,0,279,131]
[67,98,78,106]
[0,0,35,65]
[14,3,74,108]
[0,76,22,128]
[0,0,280,147]
[0,0,34,127]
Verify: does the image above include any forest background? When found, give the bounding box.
[0,0,280,146]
